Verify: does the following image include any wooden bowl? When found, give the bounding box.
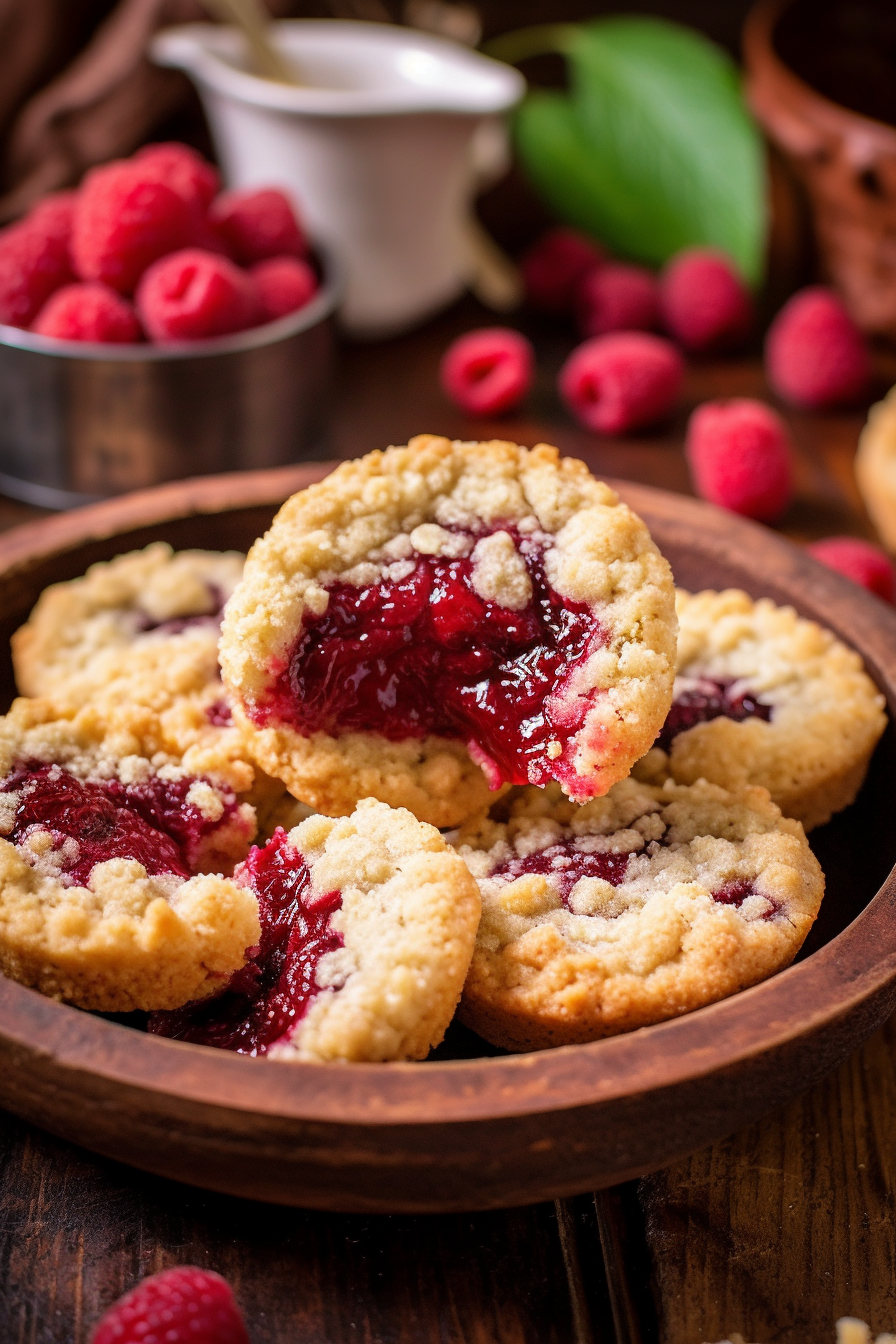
[744,0,896,338]
[0,466,895,1215]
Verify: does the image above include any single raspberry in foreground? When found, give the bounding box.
[685,398,794,521]
[558,331,683,434]
[72,160,205,294]
[136,248,260,342]
[90,1266,250,1344]
[251,255,318,321]
[765,286,872,409]
[660,247,753,352]
[135,142,221,211]
[521,227,605,315]
[807,536,895,603]
[33,282,142,343]
[440,327,534,416]
[0,193,76,328]
[211,187,307,265]
[576,261,659,338]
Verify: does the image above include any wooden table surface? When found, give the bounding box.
[2,296,896,1344]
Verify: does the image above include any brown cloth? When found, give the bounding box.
[0,0,306,223]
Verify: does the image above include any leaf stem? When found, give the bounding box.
[482,24,576,66]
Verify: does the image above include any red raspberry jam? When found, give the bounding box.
[0,761,238,886]
[204,697,233,726]
[491,839,633,908]
[256,529,605,790]
[149,828,343,1054]
[656,677,771,752]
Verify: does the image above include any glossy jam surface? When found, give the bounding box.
[149,829,343,1055]
[0,761,235,885]
[491,838,633,908]
[257,529,604,788]
[656,677,771,752]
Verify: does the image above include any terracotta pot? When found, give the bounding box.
[744,0,896,338]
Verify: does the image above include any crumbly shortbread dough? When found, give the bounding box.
[634,589,886,830]
[0,698,260,1011]
[856,384,896,550]
[454,778,824,1050]
[11,543,290,813]
[221,435,677,826]
[270,799,481,1061]
[12,542,244,705]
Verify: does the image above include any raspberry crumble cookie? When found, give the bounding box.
[13,541,244,707]
[454,777,823,1050]
[150,798,480,1062]
[11,542,294,822]
[0,698,259,1011]
[635,589,886,830]
[221,435,677,827]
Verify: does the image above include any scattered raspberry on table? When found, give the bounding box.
[558,331,683,434]
[440,326,534,416]
[765,286,872,409]
[807,536,896,604]
[685,397,794,522]
[576,261,659,338]
[659,247,753,352]
[521,226,605,315]
[90,1266,250,1344]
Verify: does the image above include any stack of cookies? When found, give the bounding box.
[0,437,885,1059]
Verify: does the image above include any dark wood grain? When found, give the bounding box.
[0,1105,587,1344]
[638,1010,896,1343]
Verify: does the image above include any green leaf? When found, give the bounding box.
[512,17,767,284]
[515,93,687,262]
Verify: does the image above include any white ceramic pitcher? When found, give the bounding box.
[151,21,524,337]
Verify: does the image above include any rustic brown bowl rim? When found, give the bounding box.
[2,464,895,1130]
[743,0,896,145]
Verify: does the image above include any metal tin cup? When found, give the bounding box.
[0,267,338,509]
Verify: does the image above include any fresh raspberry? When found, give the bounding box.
[251,255,318,321]
[136,248,260,342]
[32,282,142,343]
[90,1266,250,1344]
[0,193,76,328]
[558,332,683,434]
[440,326,534,416]
[72,160,205,294]
[765,286,872,408]
[521,227,606,315]
[30,190,78,239]
[807,536,895,603]
[685,398,794,521]
[576,261,659,338]
[660,247,753,352]
[210,187,307,265]
[135,142,221,211]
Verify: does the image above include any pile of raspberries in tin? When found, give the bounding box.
[0,142,319,346]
